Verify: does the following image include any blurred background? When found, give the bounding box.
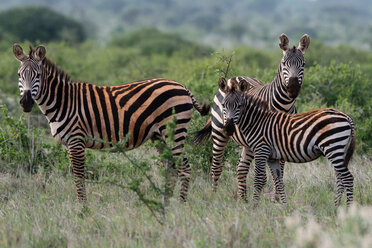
[0,0,371,170]
[0,0,371,48]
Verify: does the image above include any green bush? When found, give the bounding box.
[0,106,69,175]
[299,62,372,154]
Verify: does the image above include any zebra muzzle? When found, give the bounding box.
[19,90,34,112]
[224,118,235,136]
[287,77,301,98]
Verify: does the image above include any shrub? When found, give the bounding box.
[0,106,69,175]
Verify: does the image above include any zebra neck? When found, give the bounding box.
[238,102,268,138]
[270,65,295,111]
[35,58,73,121]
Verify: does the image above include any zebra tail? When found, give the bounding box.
[184,87,210,116]
[193,118,212,145]
[344,117,356,168]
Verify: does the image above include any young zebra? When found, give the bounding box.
[194,34,310,200]
[220,79,355,206]
[13,44,209,203]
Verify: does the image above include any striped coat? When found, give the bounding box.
[194,34,310,200]
[13,44,209,202]
[221,79,355,206]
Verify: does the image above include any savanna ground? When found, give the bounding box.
[0,148,371,247]
[1,29,372,247]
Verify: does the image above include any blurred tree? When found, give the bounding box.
[110,28,212,57]
[0,6,86,44]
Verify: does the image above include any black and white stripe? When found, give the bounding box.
[13,44,209,203]
[221,83,355,206]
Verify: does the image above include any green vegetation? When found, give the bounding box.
[1,0,371,48]
[0,23,372,247]
[0,6,86,44]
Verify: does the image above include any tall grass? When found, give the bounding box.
[0,146,371,247]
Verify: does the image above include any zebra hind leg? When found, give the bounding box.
[325,148,354,207]
[152,134,178,201]
[272,159,285,202]
[342,169,354,207]
[268,160,287,205]
[171,128,190,202]
[334,172,345,207]
[178,157,191,202]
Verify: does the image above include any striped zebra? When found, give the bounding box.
[194,34,310,200]
[220,79,355,206]
[13,44,209,203]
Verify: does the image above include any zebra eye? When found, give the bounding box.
[302,62,306,67]
[17,73,20,77]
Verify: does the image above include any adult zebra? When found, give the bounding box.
[13,44,209,203]
[220,79,355,206]
[194,34,310,200]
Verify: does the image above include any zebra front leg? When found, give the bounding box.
[252,145,271,206]
[268,160,287,205]
[67,142,87,203]
[236,146,254,201]
[211,133,229,192]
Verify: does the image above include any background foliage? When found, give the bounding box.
[0,7,86,44]
[0,0,371,49]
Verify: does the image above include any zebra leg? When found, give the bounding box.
[211,132,229,192]
[334,172,345,207]
[236,146,254,201]
[325,147,354,207]
[342,170,354,207]
[252,145,270,206]
[178,157,191,202]
[272,159,285,201]
[67,141,87,203]
[268,160,287,205]
[171,130,190,202]
[153,136,178,200]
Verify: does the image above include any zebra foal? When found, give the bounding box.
[220,79,355,207]
[13,44,209,203]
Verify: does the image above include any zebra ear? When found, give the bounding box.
[298,34,310,53]
[13,44,26,61]
[239,79,250,92]
[218,77,227,92]
[279,33,289,52]
[34,45,46,61]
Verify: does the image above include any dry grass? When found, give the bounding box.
[0,148,371,247]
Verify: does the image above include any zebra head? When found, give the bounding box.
[219,77,248,136]
[13,44,46,112]
[279,33,310,99]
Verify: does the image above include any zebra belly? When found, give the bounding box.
[276,148,322,163]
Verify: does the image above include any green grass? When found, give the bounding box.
[0,146,371,248]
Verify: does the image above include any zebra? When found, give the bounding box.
[220,79,355,206]
[13,44,209,203]
[194,33,310,200]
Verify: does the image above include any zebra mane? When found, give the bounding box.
[28,45,71,82]
[42,56,71,82]
[244,94,270,112]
